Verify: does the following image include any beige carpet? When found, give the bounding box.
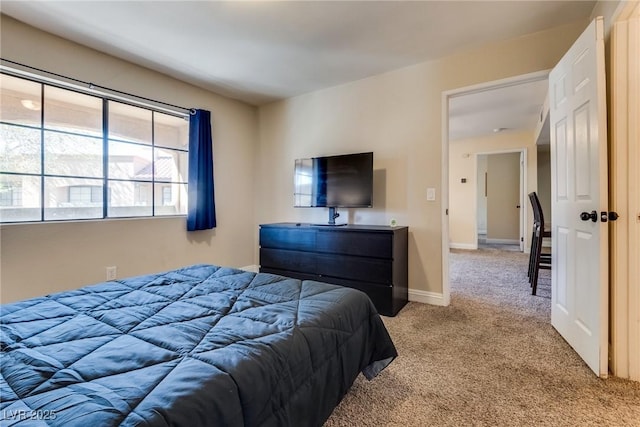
[324,248,640,426]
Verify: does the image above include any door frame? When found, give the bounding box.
[610,0,640,381]
[441,69,549,307]
[440,70,551,306]
[474,149,526,249]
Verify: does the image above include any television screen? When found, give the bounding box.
[294,152,373,208]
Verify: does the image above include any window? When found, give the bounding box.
[0,183,21,207]
[293,158,314,207]
[162,186,172,206]
[0,73,189,223]
[68,185,101,204]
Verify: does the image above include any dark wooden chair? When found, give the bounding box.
[528,192,551,295]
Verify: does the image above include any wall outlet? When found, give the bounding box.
[106,266,117,281]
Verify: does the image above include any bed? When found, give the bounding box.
[0,264,396,426]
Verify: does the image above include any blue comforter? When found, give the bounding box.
[0,265,396,426]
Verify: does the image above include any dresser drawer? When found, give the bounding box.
[317,276,393,316]
[260,248,317,273]
[316,254,392,284]
[316,230,392,258]
[259,268,319,283]
[260,227,316,251]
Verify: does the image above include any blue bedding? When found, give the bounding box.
[0,265,396,426]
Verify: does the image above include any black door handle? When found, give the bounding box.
[580,211,598,222]
[608,211,619,221]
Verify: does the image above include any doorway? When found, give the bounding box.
[441,70,549,305]
[476,151,523,252]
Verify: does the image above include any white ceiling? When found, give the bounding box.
[1,0,595,139]
[448,77,549,141]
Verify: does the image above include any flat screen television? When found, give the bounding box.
[294,152,373,225]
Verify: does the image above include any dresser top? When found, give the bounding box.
[260,222,407,232]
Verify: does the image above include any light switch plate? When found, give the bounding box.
[427,188,436,201]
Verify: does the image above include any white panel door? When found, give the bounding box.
[549,17,609,376]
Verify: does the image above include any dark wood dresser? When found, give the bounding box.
[259,223,408,316]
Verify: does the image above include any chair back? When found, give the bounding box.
[529,192,540,225]
[528,191,546,228]
[527,192,551,295]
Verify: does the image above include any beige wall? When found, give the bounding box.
[0,16,259,302]
[0,15,591,303]
[257,21,587,297]
[537,146,552,221]
[449,130,537,249]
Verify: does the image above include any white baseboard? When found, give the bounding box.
[239,264,259,273]
[484,238,519,245]
[449,242,478,250]
[409,289,448,306]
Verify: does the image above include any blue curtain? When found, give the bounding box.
[187,109,216,231]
